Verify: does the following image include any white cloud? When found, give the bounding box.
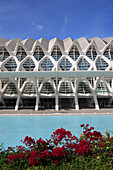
[37,25,43,30]
[32,22,43,31]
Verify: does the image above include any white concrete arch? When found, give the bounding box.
[84,41,101,55]
[66,40,83,55]
[14,41,31,56]
[31,40,48,56]
[101,40,113,54]
[49,41,66,55]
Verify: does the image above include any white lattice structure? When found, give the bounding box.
[0,37,113,110]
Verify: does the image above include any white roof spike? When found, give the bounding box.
[22,38,35,51]
[38,38,49,51]
[5,38,21,51]
[90,37,106,51]
[102,37,113,43]
[63,37,73,51]
[76,37,90,51]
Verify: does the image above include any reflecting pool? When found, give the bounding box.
[0,115,113,149]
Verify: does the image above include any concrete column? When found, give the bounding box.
[0,80,2,103]
[93,94,99,110]
[55,73,59,111]
[74,78,79,110]
[15,95,20,111]
[34,78,39,111]
[75,94,79,110]
[14,78,20,111]
[112,78,113,89]
[55,93,59,111]
[35,95,39,111]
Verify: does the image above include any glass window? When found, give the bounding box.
[23,58,35,71]
[41,58,54,71]
[16,46,27,61]
[4,83,17,95]
[33,46,44,61]
[96,57,108,70]
[103,45,113,60]
[0,46,10,62]
[86,45,97,60]
[4,59,17,71]
[22,82,36,95]
[59,57,72,71]
[59,82,73,94]
[78,58,90,70]
[41,82,54,94]
[51,46,62,61]
[96,82,109,94]
[78,82,91,94]
[68,45,79,61]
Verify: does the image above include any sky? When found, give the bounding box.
[0,0,113,40]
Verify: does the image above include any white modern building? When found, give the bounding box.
[0,37,113,111]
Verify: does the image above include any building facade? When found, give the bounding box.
[0,37,113,110]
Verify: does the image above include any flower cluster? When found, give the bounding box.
[5,124,113,167]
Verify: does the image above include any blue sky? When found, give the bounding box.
[0,0,113,40]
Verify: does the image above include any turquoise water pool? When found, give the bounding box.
[0,115,113,149]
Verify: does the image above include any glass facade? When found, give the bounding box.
[33,46,44,61]
[41,58,54,71]
[51,46,62,61]
[16,46,27,61]
[59,58,72,71]
[23,58,35,71]
[0,46,10,62]
[86,45,97,60]
[59,82,73,94]
[4,59,17,71]
[103,45,113,60]
[68,45,79,61]
[78,58,90,70]
[96,57,108,70]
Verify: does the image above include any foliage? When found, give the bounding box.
[0,124,113,169]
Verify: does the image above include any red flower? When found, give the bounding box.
[86,124,89,127]
[29,157,35,166]
[51,146,65,158]
[80,124,84,127]
[54,160,59,165]
[23,136,35,146]
[90,127,94,130]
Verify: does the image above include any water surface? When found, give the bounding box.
[0,115,113,149]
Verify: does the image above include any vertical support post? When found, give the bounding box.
[0,79,2,103]
[35,78,39,111]
[55,94,59,111]
[15,95,20,111]
[74,78,79,110]
[15,78,20,111]
[35,95,39,111]
[55,73,59,111]
[75,94,79,110]
[93,93,99,110]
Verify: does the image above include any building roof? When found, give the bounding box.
[1,37,112,52]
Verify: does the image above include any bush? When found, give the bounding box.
[0,124,113,169]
